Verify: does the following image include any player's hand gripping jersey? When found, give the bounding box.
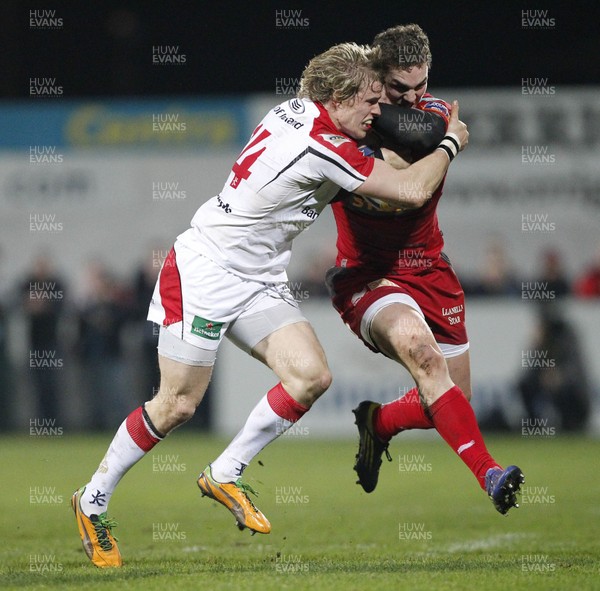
[178,98,375,282]
[332,95,451,274]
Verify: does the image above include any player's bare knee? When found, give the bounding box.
[315,367,333,396]
[151,384,202,428]
[304,366,332,400]
[168,392,198,424]
[286,366,332,405]
[408,343,446,379]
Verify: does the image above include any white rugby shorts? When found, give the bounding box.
[147,240,306,366]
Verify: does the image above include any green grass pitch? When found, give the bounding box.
[1,432,598,590]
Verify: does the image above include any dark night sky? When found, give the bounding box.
[1,0,598,98]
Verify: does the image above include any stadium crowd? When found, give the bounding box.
[1,242,597,433]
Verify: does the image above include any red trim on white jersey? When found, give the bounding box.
[158,247,183,326]
[310,101,375,178]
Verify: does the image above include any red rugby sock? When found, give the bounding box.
[373,388,434,441]
[428,386,500,489]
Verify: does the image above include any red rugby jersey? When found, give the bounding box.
[332,94,451,275]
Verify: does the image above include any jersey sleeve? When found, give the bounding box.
[309,133,375,192]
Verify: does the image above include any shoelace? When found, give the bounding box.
[366,421,393,463]
[486,468,500,493]
[93,513,119,551]
[383,445,392,463]
[235,479,260,511]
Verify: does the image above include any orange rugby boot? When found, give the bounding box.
[197,465,271,534]
[71,486,123,567]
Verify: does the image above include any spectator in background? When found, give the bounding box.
[517,303,591,432]
[537,247,570,298]
[75,261,131,430]
[463,237,521,297]
[20,254,66,421]
[0,248,15,430]
[574,245,600,298]
[131,250,161,402]
[0,302,12,430]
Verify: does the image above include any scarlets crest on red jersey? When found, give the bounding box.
[332,94,450,274]
[178,98,374,282]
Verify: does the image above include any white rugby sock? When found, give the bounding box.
[79,405,162,516]
[210,383,308,483]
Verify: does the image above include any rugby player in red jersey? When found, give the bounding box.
[327,25,524,514]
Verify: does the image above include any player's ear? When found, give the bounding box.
[329,93,341,109]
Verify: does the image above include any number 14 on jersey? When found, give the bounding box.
[230,125,271,188]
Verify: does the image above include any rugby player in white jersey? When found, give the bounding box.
[71,41,468,567]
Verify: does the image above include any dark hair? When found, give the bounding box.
[372,24,432,74]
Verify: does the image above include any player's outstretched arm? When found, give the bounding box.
[355,101,468,208]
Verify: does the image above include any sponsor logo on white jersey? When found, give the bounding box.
[288,98,305,114]
[319,134,350,147]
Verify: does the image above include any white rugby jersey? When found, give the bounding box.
[178,98,375,282]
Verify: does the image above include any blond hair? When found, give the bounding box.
[298,42,381,104]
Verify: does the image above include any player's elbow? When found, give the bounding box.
[397,185,431,209]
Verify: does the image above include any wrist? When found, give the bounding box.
[436,133,461,161]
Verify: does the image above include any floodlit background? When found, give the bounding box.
[0,1,599,437]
